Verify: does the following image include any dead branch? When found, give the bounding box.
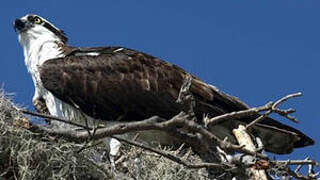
[205,92,302,131]
[205,102,273,127]
[268,157,320,180]
[205,92,301,130]
[246,92,301,129]
[180,118,268,159]
[28,110,269,162]
[30,115,174,142]
[233,125,268,180]
[20,109,91,130]
[110,135,233,169]
[271,159,318,166]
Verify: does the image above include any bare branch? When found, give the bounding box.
[181,119,268,159]
[268,156,319,180]
[295,157,309,174]
[246,92,302,129]
[205,102,273,127]
[111,135,233,169]
[205,92,302,134]
[272,92,302,109]
[30,115,170,142]
[20,109,91,130]
[245,110,273,130]
[272,159,318,166]
[286,168,315,180]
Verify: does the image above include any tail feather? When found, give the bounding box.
[202,85,314,154]
[254,117,314,154]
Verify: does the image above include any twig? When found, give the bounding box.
[181,119,268,159]
[206,93,301,130]
[295,157,308,174]
[205,102,273,127]
[268,156,319,180]
[272,92,302,108]
[20,109,91,130]
[287,168,315,180]
[30,115,169,142]
[205,92,301,133]
[271,159,318,166]
[246,110,273,130]
[246,92,302,129]
[110,135,233,169]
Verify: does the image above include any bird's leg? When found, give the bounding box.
[32,98,49,114]
[32,96,50,123]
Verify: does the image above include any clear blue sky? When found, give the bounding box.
[1,1,319,163]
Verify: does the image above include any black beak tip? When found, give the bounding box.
[14,19,25,32]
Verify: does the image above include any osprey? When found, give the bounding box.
[14,14,313,154]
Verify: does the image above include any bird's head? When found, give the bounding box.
[14,14,68,48]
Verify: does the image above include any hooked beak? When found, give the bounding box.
[14,19,27,32]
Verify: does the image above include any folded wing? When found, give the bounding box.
[39,46,314,154]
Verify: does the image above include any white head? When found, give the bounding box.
[14,14,68,51]
[14,14,68,79]
[14,14,69,65]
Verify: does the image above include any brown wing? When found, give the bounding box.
[39,47,245,121]
[39,46,314,154]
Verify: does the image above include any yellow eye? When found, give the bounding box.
[34,17,42,24]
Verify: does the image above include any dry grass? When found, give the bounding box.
[0,89,207,180]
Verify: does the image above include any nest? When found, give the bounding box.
[0,90,205,180]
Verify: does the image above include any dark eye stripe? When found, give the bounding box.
[27,15,35,22]
[27,15,42,24]
[26,15,68,44]
[43,21,68,43]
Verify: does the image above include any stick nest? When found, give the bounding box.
[0,90,205,180]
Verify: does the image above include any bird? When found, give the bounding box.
[14,14,313,155]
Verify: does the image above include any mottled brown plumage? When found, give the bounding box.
[39,46,314,154]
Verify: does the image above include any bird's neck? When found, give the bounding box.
[22,37,64,69]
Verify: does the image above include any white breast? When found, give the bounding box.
[19,36,84,128]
